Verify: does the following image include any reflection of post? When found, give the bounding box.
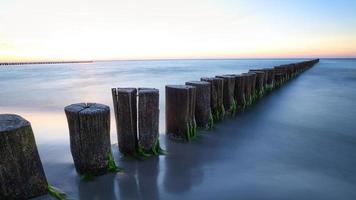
[78,174,117,200]
[112,88,138,156]
[138,88,160,152]
[166,85,197,141]
[186,81,212,130]
[0,114,48,199]
[64,103,111,175]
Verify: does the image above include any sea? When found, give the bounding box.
[1,59,356,199]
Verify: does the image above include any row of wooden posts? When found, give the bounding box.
[0,59,319,199]
[166,59,319,141]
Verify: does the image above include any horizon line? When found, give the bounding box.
[1,57,356,64]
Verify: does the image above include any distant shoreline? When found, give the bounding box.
[0,61,93,66]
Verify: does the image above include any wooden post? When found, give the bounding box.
[0,114,48,199]
[274,73,284,88]
[247,72,257,103]
[235,74,247,110]
[186,81,213,130]
[249,70,265,98]
[264,68,275,90]
[166,85,197,141]
[242,73,252,105]
[138,88,160,153]
[65,103,111,175]
[216,75,236,116]
[201,77,225,121]
[112,88,138,156]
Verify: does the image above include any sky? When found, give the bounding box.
[0,0,356,61]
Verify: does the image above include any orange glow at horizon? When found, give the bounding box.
[1,0,356,62]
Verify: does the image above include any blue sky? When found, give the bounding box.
[0,0,355,61]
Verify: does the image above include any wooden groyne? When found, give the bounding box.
[0,60,93,66]
[0,58,319,199]
[166,59,319,141]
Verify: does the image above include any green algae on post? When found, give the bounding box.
[186,81,212,130]
[208,113,214,130]
[166,85,197,142]
[48,185,67,200]
[107,152,123,173]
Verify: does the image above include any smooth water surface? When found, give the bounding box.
[1,59,356,199]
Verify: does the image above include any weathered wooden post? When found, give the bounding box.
[112,88,138,156]
[264,68,275,91]
[248,72,257,103]
[166,85,197,141]
[186,81,213,130]
[249,70,265,98]
[138,88,161,154]
[0,114,48,199]
[201,77,225,121]
[274,73,284,88]
[234,75,246,111]
[65,103,112,176]
[242,73,252,106]
[216,75,236,116]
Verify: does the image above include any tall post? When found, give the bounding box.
[166,85,197,141]
[138,88,160,154]
[112,88,138,155]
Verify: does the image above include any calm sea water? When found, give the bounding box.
[1,59,356,199]
[0,58,309,144]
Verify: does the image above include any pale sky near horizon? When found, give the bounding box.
[1,0,356,61]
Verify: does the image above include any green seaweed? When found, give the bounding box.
[207,113,214,130]
[107,152,123,173]
[219,104,225,120]
[186,123,192,141]
[48,185,67,200]
[152,139,167,155]
[185,121,197,142]
[81,173,95,182]
[133,144,152,160]
[231,98,237,115]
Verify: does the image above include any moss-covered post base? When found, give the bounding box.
[201,77,225,121]
[166,85,197,142]
[186,81,213,130]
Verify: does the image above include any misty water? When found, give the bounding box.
[1,59,356,199]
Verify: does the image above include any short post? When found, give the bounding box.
[249,70,265,98]
[264,68,275,91]
[216,75,236,116]
[248,72,257,105]
[112,88,138,156]
[274,73,284,88]
[0,114,48,199]
[65,103,111,176]
[235,74,247,110]
[166,85,197,141]
[186,81,213,130]
[242,73,252,105]
[201,77,225,121]
[138,88,160,153]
